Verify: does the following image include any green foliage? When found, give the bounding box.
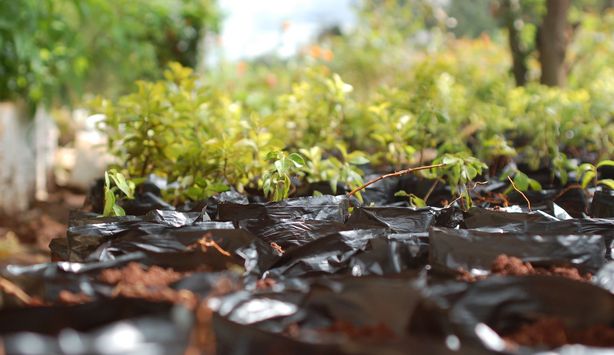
[0,0,219,108]
[95,63,281,202]
[97,63,375,203]
[300,145,368,201]
[577,160,614,190]
[103,170,135,217]
[500,168,543,195]
[394,190,427,208]
[262,152,305,201]
[273,68,354,149]
[95,1,614,209]
[424,153,488,208]
[0,1,84,106]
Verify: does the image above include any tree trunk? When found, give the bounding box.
[537,0,571,86]
[0,103,35,215]
[503,0,529,86]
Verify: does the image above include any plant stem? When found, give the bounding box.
[0,277,32,304]
[423,179,440,204]
[507,176,532,211]
[348,163,446,197]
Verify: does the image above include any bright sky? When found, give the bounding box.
[209,0,357,62]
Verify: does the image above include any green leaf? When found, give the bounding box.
[103,188,116,216]
[596,160,614,168]
[410,194,427,208]
[104,171,111,189]
[434,112,447,123]
[527,178,542,191]
[581,170,596,189]
[110,172,134,199]
[265,151,279,161]
[465,165,478,180]
[394,190,410,197]
[598,179,614,190]
[577,163,595,173]
[288,153,305,168]
[513,172,529,191]
[274,160,285,175]
[208,183,230,193]
[347,155,369,165]
[112,204,126,217]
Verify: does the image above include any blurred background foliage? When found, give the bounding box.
[0,0,219,110]
[1,0,613,203]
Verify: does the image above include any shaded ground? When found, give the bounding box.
[0,187,85,265]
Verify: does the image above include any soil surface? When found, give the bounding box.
[458,254,593,282]
[0,187,85,264]
[99,262,197,308]
[284,320,396,341]
[503,317,614,348]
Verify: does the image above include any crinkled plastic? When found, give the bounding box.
[591,190,614,218]
[8,189,614,354]
[469,218,614,260]
[212,275,485,355]
[261,229,433,278]
[504,188,589,218]
[0,256,242,355]
[445,276,614,353]
[240,218,352,250]
[429,226,606,274]
[0,299,192,355]
[217,195,350,224]
[346,206,462,232]
[55,210,233,261]
[178,190,249,219]
[463,207,558,228]
[0,253,242,306]
[594,261,614,294]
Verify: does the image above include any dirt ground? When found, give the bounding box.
[0,187,85,265]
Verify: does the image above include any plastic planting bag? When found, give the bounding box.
[346,206,462,232]
[217,195,350,224]
[591,190,614,218]
[429,226,606,275]
[211,275,487,355]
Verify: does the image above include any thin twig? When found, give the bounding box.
[445,181,487,209]
[423,179,440,204]
[507,176,532,212]
[0,277,32,304]
[552,183,583,201]
[347,163,447,197]
[445,194,463,208]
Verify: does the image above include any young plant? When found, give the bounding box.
[424,153,488,209]
[299,144,368,200]
[262,151,306,201]
[394,190,427,208]
[577,160,614,190]
[500,168,543,195]
[103,170,135,217]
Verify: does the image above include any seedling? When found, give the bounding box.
[300,144,368,201]
[576,160,614,190]
[262,151,306,201]
[103,169,135,217]
[423,153,488,209]
[394,190,427,208]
